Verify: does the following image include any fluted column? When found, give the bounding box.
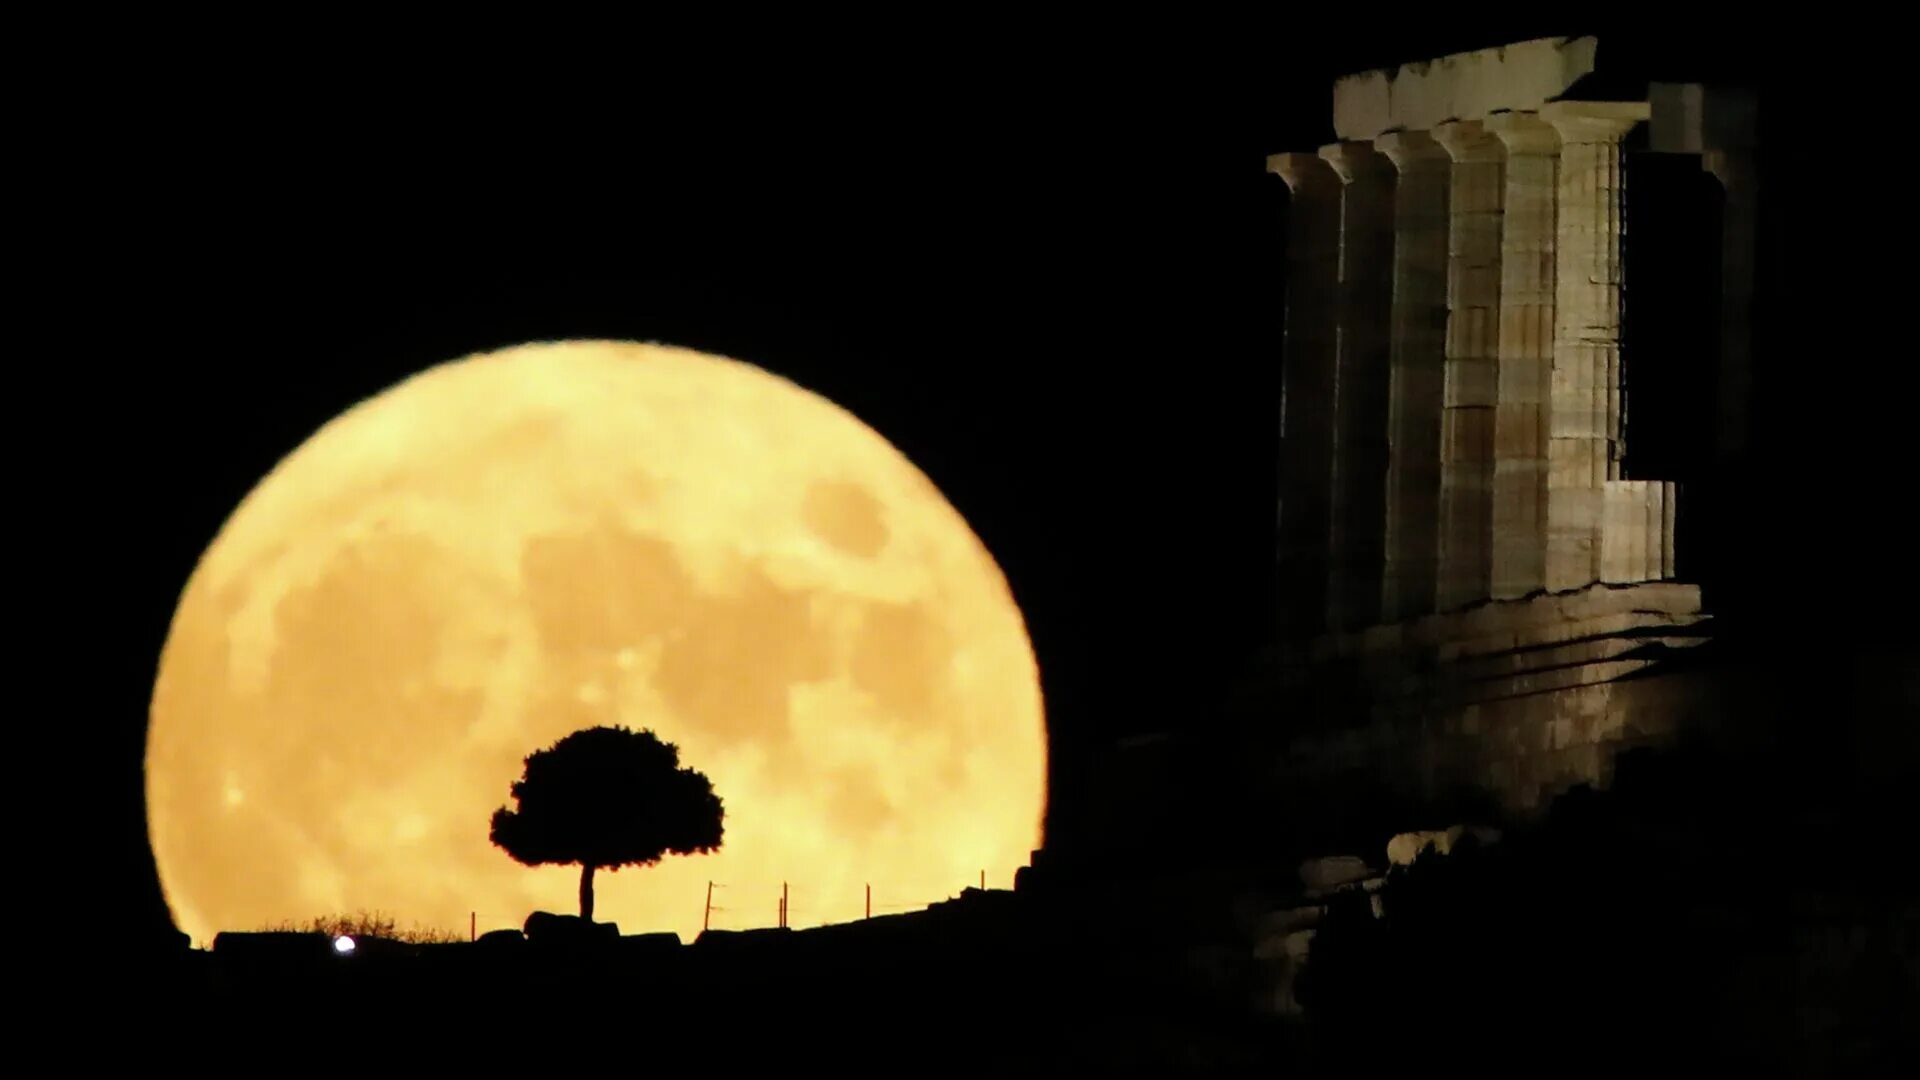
[1486,112,1558,599]
[1319,141,1396,631]
[1375,130,1450,622]
[1540,101,1649,591]
[1432,120,1504,611]
[1705,147,1757,463]
[1269,152,1341,635]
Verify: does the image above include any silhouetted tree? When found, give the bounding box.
[490,725,724,922]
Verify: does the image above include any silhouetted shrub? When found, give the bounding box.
[260,910,461,944]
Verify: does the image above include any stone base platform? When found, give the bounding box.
[1239,582,1728,828]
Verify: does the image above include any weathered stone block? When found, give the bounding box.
[1299,855,1376,893]
[1442,406,1496,461]
[1445,357,1500,408]
[1334,37,1599,140]
[1494,403,1546,455]
[1386,824,1504,866]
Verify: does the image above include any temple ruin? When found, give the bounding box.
[1246,36,1762,831]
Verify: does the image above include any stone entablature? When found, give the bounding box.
[1333,37,1600,142]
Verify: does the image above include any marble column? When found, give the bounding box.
[1375,130,1450,622]
[1269,152,1341,635]
[1432,120,1504,611]
[1319,141,1395,631]
[1540,101,1648,591]
[1486,112,1558,600]
[1650,82,1758,467]
[1705,147,1757,464]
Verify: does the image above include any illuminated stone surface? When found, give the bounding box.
[1485,111,1558,601]
[1541,100,1650,591]
[1432,120,1504,612]
[1258,39,1757,823]
[1333,36,1599,141]
[1376,130,1449,623]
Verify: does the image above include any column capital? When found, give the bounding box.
[1703,147,1756,192]
[1538,100,1650,145]
[1431,119,1503,163]
[1267,151,1339,195]
[1485,111,1560,155]
[1374,129,1448,172]
[1317,140,1393,184]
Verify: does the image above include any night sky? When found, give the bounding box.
[30,21,1879,949]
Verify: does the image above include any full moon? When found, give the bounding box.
[147,340,1046,945]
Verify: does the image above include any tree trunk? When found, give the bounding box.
[579,862,597,922]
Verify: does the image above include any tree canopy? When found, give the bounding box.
[490,725,724,920]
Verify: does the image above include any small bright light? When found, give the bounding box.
[332,935,356,955]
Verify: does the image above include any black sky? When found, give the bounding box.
[27,20,1893,948]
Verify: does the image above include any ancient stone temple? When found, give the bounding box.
[1021,39,1909,1068]
[1248,37,1762,834]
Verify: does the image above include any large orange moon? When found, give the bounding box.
[147,340,1046,945]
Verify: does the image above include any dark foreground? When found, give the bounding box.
[107,745,1916,1073]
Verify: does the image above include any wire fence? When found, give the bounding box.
[456,868,1013,941]
[700,868,1005,932]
